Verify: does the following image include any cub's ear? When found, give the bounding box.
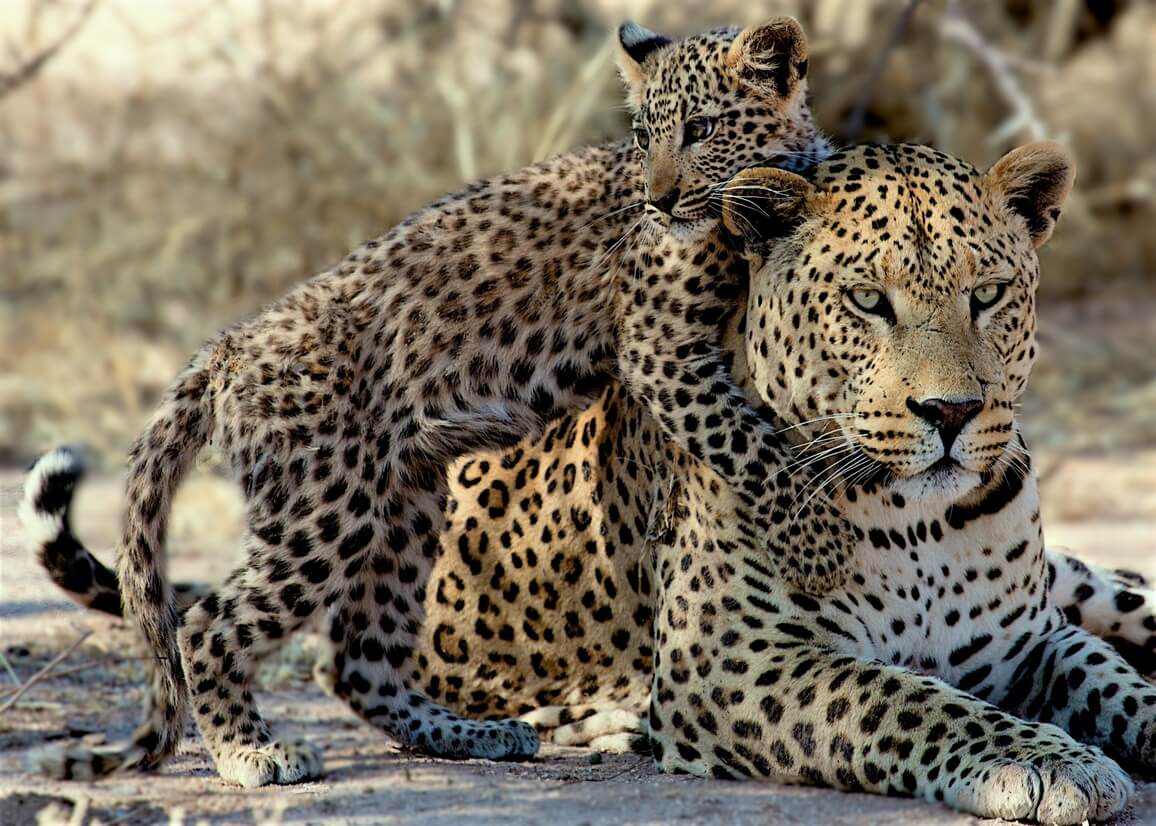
[727,16,809,99]
[721,167,816,252]
[986,141,1076,248]
[615,22,672,107]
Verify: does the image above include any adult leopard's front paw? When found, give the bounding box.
[951,739,1132,824]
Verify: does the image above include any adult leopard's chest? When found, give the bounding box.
[819,468,1062,694]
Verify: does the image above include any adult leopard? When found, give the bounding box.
[17,18,856,788]
[636,142,1155,823]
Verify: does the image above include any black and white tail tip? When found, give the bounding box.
[18,446,87,547]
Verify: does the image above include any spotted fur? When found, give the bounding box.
[639,143,1154,823]
[25,144,1156,823]
[18,18,857,787]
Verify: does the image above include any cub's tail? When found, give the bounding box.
[19,355,216,779]
[20,447,124,617]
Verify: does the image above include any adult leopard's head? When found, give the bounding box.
[616,17,828,241]
[722,143,1075,502]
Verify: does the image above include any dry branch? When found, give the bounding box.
[939,4,1049,143]
[0,630,93,713]
[0,0,97,100]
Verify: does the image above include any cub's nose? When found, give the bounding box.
[906,397,984,451]
[648,188,680,215]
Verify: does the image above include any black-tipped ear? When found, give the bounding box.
[726,16,809,99]
[986,142,1076,248]
[615,22,672,104]
[721,167,816,252]
[618,22,671,66]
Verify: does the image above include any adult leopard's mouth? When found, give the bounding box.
[828,445,982,504]
[890,457,983,503]
[926,455,960,476]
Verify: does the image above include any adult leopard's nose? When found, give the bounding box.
[906,396,983,451]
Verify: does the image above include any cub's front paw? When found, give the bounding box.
[768,497,853,595]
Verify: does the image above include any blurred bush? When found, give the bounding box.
[1,0,1153,460]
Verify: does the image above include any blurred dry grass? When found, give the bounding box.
[1,0,1154,463]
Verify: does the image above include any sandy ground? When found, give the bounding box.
[1,455,1154,826]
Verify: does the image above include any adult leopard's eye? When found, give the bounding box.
[848,287,889,316]
[633,127,650,151]
[971,282,1006,314]
[683,116,716,145]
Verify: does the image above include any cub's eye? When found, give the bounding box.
[633,127,650,151]
[971,282,1006,315]
[847,287,892,319]
[683,116,716,145]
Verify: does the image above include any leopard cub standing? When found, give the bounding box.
[20,18,848,787]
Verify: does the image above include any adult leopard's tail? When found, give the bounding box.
[20,355,216,779]
[20,447,125,618]
[1047,549,1156,679]
[19,449,210,620]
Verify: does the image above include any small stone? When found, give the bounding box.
[588,752,603,765]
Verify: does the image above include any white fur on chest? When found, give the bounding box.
[824,469,1059,682]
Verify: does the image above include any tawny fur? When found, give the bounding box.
[20,18,855,787]
[23,144,1156,824]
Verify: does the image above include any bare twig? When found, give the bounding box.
[0,650,22,685]
[0,630,93,714]
[0,0,98,100]
[842,0,922,140]
[0,659,109,696]
[1043,0,1081,63]
[532,39,613,161]
[1082,163,1156,209]
[33,797,88,826]
[939,6,1048,143]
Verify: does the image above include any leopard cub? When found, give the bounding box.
[21,17,848,787]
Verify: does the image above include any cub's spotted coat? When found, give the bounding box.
[18,18,852,788]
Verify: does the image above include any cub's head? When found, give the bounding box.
[616,17,827,240]
[722,143,1075,502]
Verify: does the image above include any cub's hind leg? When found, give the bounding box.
[178,546,324,788]
[324,466,538,760]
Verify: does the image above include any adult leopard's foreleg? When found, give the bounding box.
[999,621,1156,771]
[649,641,1132,823]
[647,586,1134,826]
[646,482,1133,824]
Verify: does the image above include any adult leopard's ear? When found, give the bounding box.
[727,16,809,100]
[720,166,816,253]
[986,141,1076,248]
[614,22,672,109]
